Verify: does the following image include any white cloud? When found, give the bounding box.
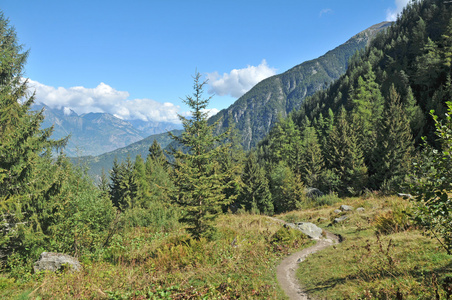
[27,79,183,124]
[386,0,410,21]
[206,59,277,98]
[202,108,219,118]
[319,8,333,17]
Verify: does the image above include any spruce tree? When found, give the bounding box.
[326,107,368,195]
[237,151,273,215]
[299,126,324,188]
[371,85,414,191]
[169,72,232,239]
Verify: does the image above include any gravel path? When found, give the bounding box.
[269,217,340,300]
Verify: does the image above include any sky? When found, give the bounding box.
[2,0,410,124]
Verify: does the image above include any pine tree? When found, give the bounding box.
[371,85,414,191]
[132,154,150,207]
[169,72,233,239]
[326,107,368,195]
[237,151,273,215]
[299,126,324,188]
[109,156,134,211]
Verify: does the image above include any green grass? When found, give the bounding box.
[1,214,311,299]
[289,195,452,299]
[2,195,451,299]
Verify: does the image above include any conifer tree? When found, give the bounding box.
[299,126,324,188]
[371,85,414,191]
[109,156,134,211]
[237,151,273,215]
[326,107,368,195]
[169,72,233,239]
[132,154,150,206]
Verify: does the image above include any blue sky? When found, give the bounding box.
[2,0,409,124]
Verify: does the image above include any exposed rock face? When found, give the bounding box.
[285,222,323,239]
[33,252,82,273]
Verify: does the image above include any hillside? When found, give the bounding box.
[73,129,182,178]
[209,22,392,149]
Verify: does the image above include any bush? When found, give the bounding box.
[410,102,452,254]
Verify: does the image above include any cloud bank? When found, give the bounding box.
[386,0,410,21]
[206,59,276,98]
[27,79,184,123]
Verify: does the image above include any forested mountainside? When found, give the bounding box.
[34,104,181,156]
[73,129,182,178]
[251,0,452,207]
[209,22,392,149]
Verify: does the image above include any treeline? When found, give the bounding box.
[245,0,452,206]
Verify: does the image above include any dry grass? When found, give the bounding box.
[2,213,311,299]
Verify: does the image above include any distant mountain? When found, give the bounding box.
[209,22,392,149]
[72,130,182,179]
[34,104,182,156]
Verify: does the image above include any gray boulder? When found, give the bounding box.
[333,215,348,224]
[333,209,342,214]
[356,207,365,212]
[33,252,82,273]
[295,222,323,239]
[340,205,354,211]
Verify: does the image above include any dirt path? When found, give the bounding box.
[269,217,340,300]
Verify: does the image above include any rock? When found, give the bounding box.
[397,193,412,199]
[33,252,82,273]
[295,222,323,240]
[356,207,365,212]
[305,187,324,199]
[340,205,354,211]
[333,215,348,224]
[333,209,342,214]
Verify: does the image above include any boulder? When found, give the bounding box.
[305,187,324,199]
[356,207,365,212]
[340,205,354,211]
[33,252,82,273]
[333,209,342,214]
[333,215,348,224]
[295,222,323,239]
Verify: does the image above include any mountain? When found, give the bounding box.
[72,129,182,179]
[209,22,392,149]
[34,104,182,156]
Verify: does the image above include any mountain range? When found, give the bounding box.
[34,104,182,157]
[59,21,391,177]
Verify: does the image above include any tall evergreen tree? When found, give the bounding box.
[326,107,368,195]
[299,126,324,188]
[237,151,273,215]
[169,72,233,239]
[371,85,414,191]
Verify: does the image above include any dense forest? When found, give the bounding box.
[2,0,452,298]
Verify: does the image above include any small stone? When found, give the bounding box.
[33,252,82,273]
[333,215,348,224]
[356,207,365,212]
[333,209,342,214]
[340,205,354,211]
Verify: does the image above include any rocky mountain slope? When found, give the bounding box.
[35,104,181,156]
[209,22,392,149]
